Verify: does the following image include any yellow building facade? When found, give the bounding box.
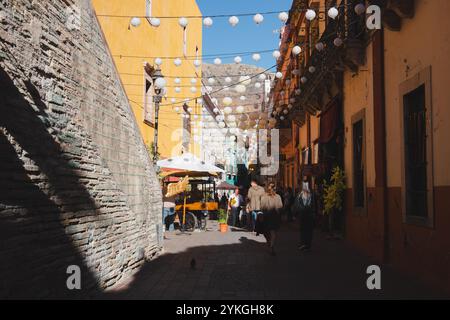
[92,0,203,158]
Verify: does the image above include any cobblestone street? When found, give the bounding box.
[103,220,446,300]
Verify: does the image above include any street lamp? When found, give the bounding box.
[152,68,166,164]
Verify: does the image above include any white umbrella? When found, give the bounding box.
[157,153,225,173]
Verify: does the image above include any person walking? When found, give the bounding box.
[228,188,243,227]
[257,183,283,256]
[294,178,317,251]
[247,178,265,231]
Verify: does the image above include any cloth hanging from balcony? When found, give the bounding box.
[318,99,340,144]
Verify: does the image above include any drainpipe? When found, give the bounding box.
[372,30,389,263]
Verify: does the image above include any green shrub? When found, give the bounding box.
[218,209,227,224]
[323,166,346,215]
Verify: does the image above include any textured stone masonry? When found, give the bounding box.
[0,0,162,298]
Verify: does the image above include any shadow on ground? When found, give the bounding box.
[98,223,448,300]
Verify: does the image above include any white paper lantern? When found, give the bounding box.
[203,17,213,27]
[278,12,289,23]
[240,96,246,101]
[253,13,264,24]
[252,53,261,61]
[255,82,261,89]
[315,42,325,51]
[355,3,366,15]
[208,77,215,84]
[305,9,316,21]
[223,97,233,106]
[239,76,252,86]
[309,66,316,73]
[225,77,232,83]
[213,107,219,114]
[146,18,159,28]
[236,106,245,113]
[234,56,242,64]
[175,87,181,93]
[328,7,339,20]
[214,58,222,65]
[224,106,232,114]
[171,98,176,103]
[273,50,281,59]
[191,78,197,84]
[292,45,302,56]
[193,59,201,68]
[295,89,302,95]
[301,76,308,84]
[259,74,267,81]
[235,84,246,93]
[190,87,197,93]
[280,116,285,120]
[155,77,166,89]
[229,16,239,27]
[283,109,289,114]
[334,37,343,47]
[174,58,182,66]
[275,72,283,79]
[154,57,163,66]
[174,106,180,112]
[130,17,141,27]
[178,17,188,28]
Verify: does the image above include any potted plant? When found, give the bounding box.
[218,209,228,233]
[323,166,346,239]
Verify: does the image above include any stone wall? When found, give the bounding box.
[0,0,162,298]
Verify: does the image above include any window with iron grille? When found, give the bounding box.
[403,84,427,218]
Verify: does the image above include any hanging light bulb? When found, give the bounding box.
[305,9,317,21]
[235,84,246,93]
[328,7,339,20]
[178,17,188,28]
[259,74,267,81]
[229,16,239,27]
[315,42,325,51]
[252,53,261,61]
[171,98,176,103]
[273,50,281,59]
[234,56,242,64]
[191,78,197,84]
[190,87,197,93]
[224,106,232,114]
[154,57,163,66]
[130,17,141,28]
[292,45,302,56]
[280,116,285,120]
[174,106,180,112]
[225,77,232,83]
[214,58,222,65]
[253,13,264,24]
[174,78,181,84]
[174,58,182,66]
[203,17,213,27]
[236,105,245,113]
[193,59,201,68]
[255,82,261,89]
[239,75,252,86]
[175,87,181,93]
[309,66,316,73]
[354,3,366,15]
[223,97,233,106]
[208,77,215,84]
[301,76,308,84]
[150,17,160,27]
[275,72,283,79]
[278,12,289,23]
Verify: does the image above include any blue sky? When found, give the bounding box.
[196,0,293,70]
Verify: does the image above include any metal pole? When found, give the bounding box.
[153,94,162,164]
